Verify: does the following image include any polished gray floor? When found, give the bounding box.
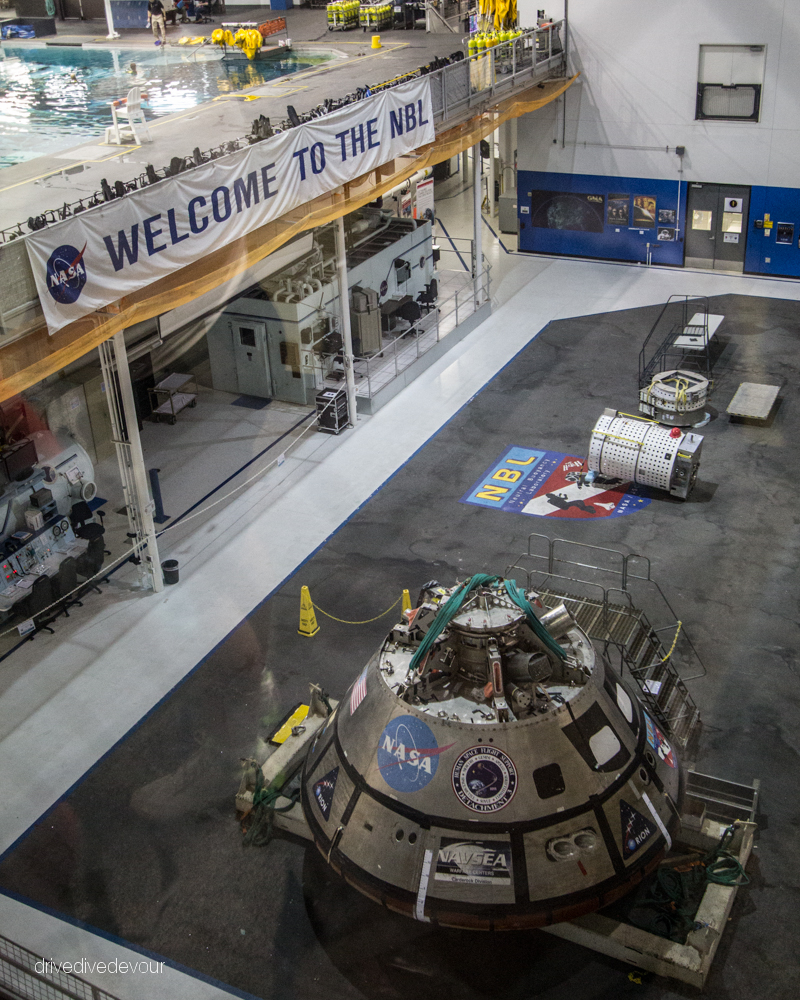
[0,291,796,1000]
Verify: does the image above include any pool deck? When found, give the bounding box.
[0,8,464,233]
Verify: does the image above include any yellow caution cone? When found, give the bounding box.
[298,585,320,636]
[371,34,382,49]
[401,589,412,615]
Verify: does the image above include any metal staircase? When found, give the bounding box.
[507,535,703,747]
[639,294,713,389]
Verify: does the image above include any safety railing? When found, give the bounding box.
[424,1,474,33]
[506,533,707,682]
[0,932,123,1000]
[0,23,564,247]
[428,22,565,124]
[342,264,490,400]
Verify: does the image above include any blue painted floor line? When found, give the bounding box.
[436,217,470,271]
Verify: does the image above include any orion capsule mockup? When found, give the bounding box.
[300,574,683,929]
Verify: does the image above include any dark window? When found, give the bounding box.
[696,83,761,121]
[239,327,256,347]
[533,763,566,799]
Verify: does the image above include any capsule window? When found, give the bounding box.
[533,762,566,799]
[615,683,633,723]
[589,726,622,766]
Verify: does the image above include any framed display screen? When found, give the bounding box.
[529,191,605,232]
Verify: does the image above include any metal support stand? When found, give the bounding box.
[99,333,164,592]
[103,0,120,38]
[148,468,170,524]
[472,141,483,309]
[335,215,358,428]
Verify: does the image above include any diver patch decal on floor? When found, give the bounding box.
[460,445,651,519]
[313,766,339,821]
[620,799,655,859]
[377,715,454,793]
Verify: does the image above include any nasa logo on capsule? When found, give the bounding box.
[46,243,88,305]
[452,745,517,813]
[377,714,452,793]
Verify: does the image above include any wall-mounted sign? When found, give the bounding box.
[607,193,629,227]
[632,195,656,228]
[776,223,794,244]
[723,233,740,243]
[724,197,743,213]
[529,191,605,232]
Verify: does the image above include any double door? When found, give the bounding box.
[231,321,307,405]
[685,183,750,271]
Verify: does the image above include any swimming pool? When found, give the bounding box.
[0,44,332,169]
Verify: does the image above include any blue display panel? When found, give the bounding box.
[517,170,687,266]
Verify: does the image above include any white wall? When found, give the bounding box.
[518,0,800,189]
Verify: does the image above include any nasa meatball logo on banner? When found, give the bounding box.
[452,746,517,813]
[377,714,453,793]
[46,244,87,304]
[25,78,435,335]
[461,445,651,519]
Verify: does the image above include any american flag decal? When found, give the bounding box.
[350,666,368,715]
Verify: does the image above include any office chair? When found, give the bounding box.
[70,501,110,554]
[76,537,106,596]
[17,576,55,636]
[416,279,438,313]
[53,556,81,616]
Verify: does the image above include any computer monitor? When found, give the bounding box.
[0,438,38,484]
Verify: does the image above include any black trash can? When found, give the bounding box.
[162,559,180,585]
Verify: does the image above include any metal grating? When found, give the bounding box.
[536,586,700,746]
[0,934,123,1000]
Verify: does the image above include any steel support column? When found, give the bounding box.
[473,142,483,307]
[335,215,358,427]
[98,332,163,592]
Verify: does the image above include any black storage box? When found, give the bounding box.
[316,388,349,435]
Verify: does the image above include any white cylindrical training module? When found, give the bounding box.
[588,409,703,499]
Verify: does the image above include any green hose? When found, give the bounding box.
[408,574,565,674]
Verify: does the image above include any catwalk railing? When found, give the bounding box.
[0,933,123,1000]
[346,264,491,400]
[0,23,564,247]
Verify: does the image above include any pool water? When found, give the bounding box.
[0,45,331,169]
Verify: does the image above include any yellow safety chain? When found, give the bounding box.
[661,621,682,662]
[312,595,402,625]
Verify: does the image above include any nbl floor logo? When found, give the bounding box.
[46,244,87,305]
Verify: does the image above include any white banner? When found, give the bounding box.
[26,79,435,335]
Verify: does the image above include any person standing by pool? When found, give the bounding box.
[147,0,167,45]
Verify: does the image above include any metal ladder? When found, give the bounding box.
[638,294,712,388]
[507,535,704,747]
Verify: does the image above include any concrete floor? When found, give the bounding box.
[0,290,797,1000]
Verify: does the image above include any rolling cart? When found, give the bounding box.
[149,373,198,425]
